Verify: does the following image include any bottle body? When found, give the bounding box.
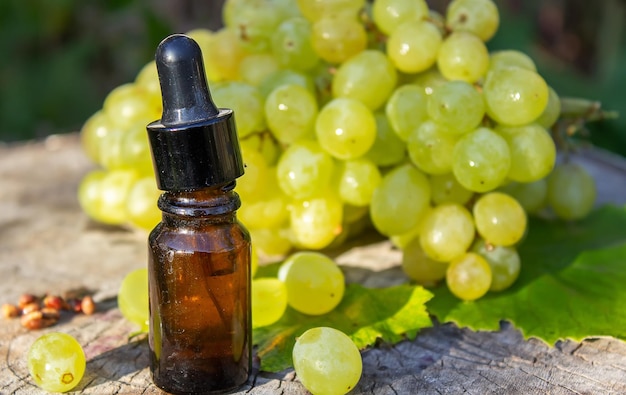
[148,185,251,394]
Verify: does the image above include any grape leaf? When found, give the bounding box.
[428,205,626,344]
[253,283,433,372]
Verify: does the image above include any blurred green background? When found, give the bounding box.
[0,0,624,156]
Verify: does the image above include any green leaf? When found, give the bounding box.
[253,283,433,372]
[428,205,626,344]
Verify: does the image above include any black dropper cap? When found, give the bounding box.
[147,34,244,191]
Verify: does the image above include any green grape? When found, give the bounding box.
[332,50,397,110]
[426,80,485,136]
[119,121,154,175]
[390,222,422,251]
[452,127,511,192]
[386,20,442,73]
[272,18,319,71]
[488,49,537,72]
[239,53,280,86]
[272,0,303,19]
[315,98,376,159]
[429,173,473,206]
[238,169,289,229]
[402,237,448,285]
[98,125,126,170]
[412,68,447,95]
[259,69,316,98]
[297,0,364,21]
[446,252,492,301]
[28,332,86,393]
[496,123,556,183]
[192,27,247,82]
[223,0,289,52]
[276,140,334,199]
[134,60,162,113]
[437,32,489,83]
[278,252,345,315]
[535,86,561,129]
[241,132,282,166]
[78,169,107,223]
[293,327,362,395]
[428,9,446,34]
[498,179,548,214]
[290,193,343,249]
[252,278,288,327]
[483,67,549,126]
[249,227,293,257]
[446,0,499,42]
[103,83,160,129]
[336,158,382,206]
[389,206,431,250]
[372,0,429,35]
[407,120,458,175]
[126,177,161,232]
[118,268,149,332]
[212,81,265,138]
[547,162,596,220]
[100,169,139,225]
[311,16,367,64]
[79,169,138,225]
[473,192,527,246]
[385,84,429,142]
[80,111,113,165]
[238,142,269,202]
[365,113,407,167]
[185,28,213,56]
[419,203,475,262]
[265,84,318,144]
[370,164,431,236]
[251,244,259,277]
[103,83,157,124]
[472,239,520,292]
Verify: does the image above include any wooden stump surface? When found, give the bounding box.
[1,133,626,394]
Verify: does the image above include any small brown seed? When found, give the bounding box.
[21,311,43,330]
[18,294,37,309]
[2,304,20,319]
[81,296,96,315]
[43,295,65,310]
[22,302,41,315]
[41,307,60,320]
[68,299,82,313]
[20,311,57,330]
[63,287,89,302]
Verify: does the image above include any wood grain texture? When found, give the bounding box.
[1,133,626,394]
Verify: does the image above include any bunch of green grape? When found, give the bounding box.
[79,0,598,302]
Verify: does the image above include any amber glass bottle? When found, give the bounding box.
[146,34,251,394]
[148,184,250,393]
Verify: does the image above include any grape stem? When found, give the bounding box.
[552,97,619,157]
[559,97,619,122]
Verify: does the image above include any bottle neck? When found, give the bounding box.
[158,182,240,222]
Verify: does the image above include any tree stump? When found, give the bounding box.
[1,133,626,394]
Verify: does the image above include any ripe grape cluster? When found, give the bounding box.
[79,0,598,305]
